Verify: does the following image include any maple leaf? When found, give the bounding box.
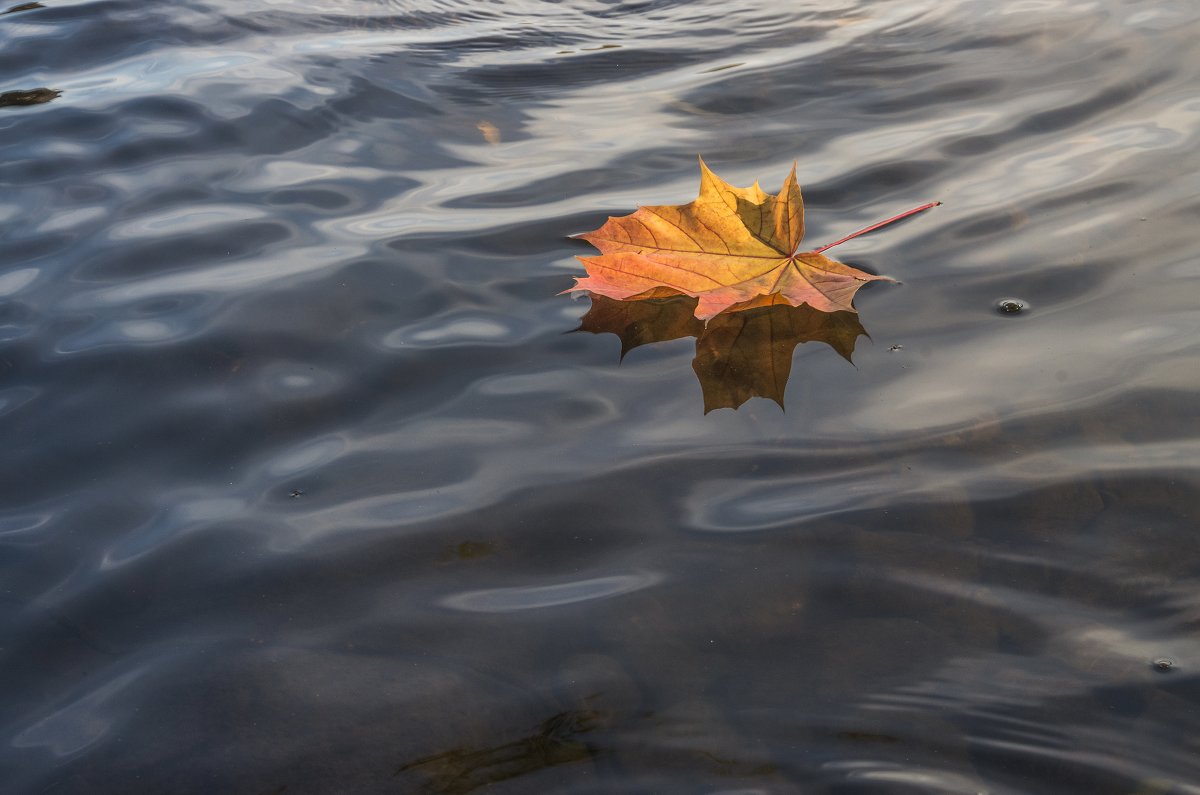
[568,158,936,321]
[577,293,867,412]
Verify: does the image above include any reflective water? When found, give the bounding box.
[2,0,1199,791]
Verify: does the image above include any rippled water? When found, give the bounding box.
[3,0,1200,791]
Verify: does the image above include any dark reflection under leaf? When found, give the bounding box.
[0,87,61,108]
[396,708,603,794]
[578,293,867,412]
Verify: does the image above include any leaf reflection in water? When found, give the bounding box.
[577,293,867,413]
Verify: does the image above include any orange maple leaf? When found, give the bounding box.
[567,158,937,321]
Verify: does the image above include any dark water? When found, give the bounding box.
[3,0,1200,792]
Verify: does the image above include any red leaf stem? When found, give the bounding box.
[807,201,941,255]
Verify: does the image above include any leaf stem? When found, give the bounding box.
[807,201,941,255]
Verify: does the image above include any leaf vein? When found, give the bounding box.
[643,207,705,252]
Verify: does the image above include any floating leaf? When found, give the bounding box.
[567,158,936,321]
[0,87,60,108]
[396,708,603,793]
[2,3,45,15]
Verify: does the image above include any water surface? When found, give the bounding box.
[2,0,1199,792]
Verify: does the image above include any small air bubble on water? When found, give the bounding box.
[1152,658,1175,672]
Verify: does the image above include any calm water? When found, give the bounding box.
[2,0,1199,792]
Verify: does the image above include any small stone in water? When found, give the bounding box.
[995,298,1028,315]
[1152,658,1175,672]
